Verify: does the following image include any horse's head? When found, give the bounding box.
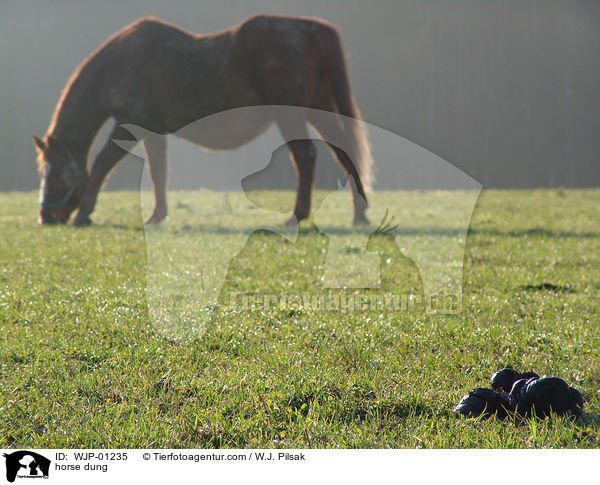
[33,134,87,224]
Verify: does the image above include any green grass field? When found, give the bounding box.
[0,189,599,448]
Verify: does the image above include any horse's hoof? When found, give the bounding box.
[285,215,299,226]
[144,214,167,225]
[72,215,92,227]
[144,207,167,225]
[353,215,370,226]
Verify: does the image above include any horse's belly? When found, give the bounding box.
[175,109,273,150]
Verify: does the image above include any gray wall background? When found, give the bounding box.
[1,0,599,191]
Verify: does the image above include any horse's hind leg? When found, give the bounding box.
[308,115,369,225]
[277,121,316,224]
[74,124,137,226]
[142,135,168,224]
[327,143,368,225]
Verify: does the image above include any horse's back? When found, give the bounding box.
[115,16,196,43]
[229,15,341,106]
[233,14,339,58]
[237,13,338,35]
[92,14,345,127]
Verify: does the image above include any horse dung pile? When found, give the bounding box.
[454,367,584,420]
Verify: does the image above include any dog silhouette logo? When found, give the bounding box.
[3,451,51,482]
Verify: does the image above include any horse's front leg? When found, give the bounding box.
[286,139,317,225]
[276,116,316,224]
[73,125,137,226]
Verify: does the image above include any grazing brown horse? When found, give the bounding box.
[33,14,373,226]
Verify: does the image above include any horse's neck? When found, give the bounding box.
[47,67,109,168]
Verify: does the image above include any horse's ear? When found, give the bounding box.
[33,134,46,153]
[45,134,62,151]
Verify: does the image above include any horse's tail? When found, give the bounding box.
[319,25,374,192]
